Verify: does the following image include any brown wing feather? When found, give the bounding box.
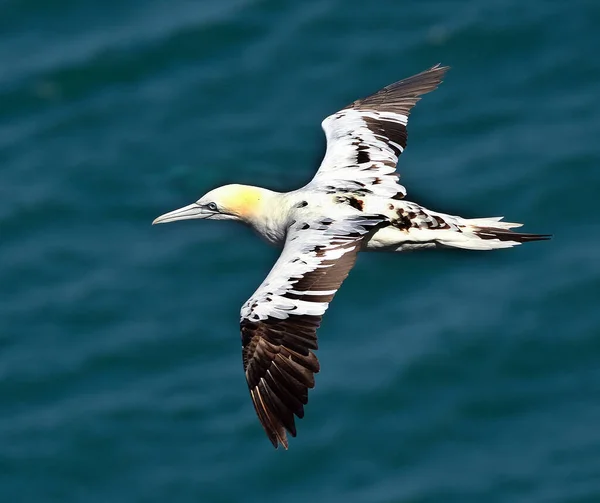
[312,65,449,199]
[346,64,448,155]
[241,240,362,448]
[346,64,449,117]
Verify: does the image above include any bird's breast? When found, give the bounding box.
[258,225,287,246]
[249,209,291,247]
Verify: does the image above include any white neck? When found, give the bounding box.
[241,188,292,246]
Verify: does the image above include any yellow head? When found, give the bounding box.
[152,184,267,225]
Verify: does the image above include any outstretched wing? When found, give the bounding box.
[240,215,385,448]
[309,64,449,199]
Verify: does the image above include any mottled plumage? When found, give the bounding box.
[153,64,549,449]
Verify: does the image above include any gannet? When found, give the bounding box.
[153,65,549,449]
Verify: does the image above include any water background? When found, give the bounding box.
[2,1,600,502]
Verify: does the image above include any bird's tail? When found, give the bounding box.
[438,216,551,250]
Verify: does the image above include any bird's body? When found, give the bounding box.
[154,65,549,449]
[203,185,535,252]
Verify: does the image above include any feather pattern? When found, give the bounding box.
[152,64,550,450]
[309,64,449,199]
[240,215,385,448]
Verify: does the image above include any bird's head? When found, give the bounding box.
[152,184,267,225]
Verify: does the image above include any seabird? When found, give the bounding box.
[153,65,549,449]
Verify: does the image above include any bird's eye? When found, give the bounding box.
[207,202,218,211]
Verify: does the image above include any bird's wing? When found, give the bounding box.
[309,64,448,199]
[240,214,385,448]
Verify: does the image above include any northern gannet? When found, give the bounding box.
[153,65,549,449]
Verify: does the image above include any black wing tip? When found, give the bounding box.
[251,387,292,450]
[384,63,450,95]
[347,63,450,114]
[425,63,450,85]
[245,340,314,451]
[263,417,292,450]
[419,62,451,75]
[272,430,292,450]
[269,432,289,450]
[428,62,451,73]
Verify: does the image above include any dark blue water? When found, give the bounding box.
[1,1,599,502]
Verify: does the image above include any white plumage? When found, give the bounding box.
[313,109,408,198]
[153,64,549,449]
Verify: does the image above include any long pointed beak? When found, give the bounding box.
[152,203,209,225]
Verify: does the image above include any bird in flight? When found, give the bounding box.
[153,64,549,449]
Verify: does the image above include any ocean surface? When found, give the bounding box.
[1,1,600,502]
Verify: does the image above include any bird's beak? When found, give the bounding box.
[152,203,210,225]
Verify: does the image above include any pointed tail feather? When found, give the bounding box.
[437,217,551,250]
[473,227,551,244]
